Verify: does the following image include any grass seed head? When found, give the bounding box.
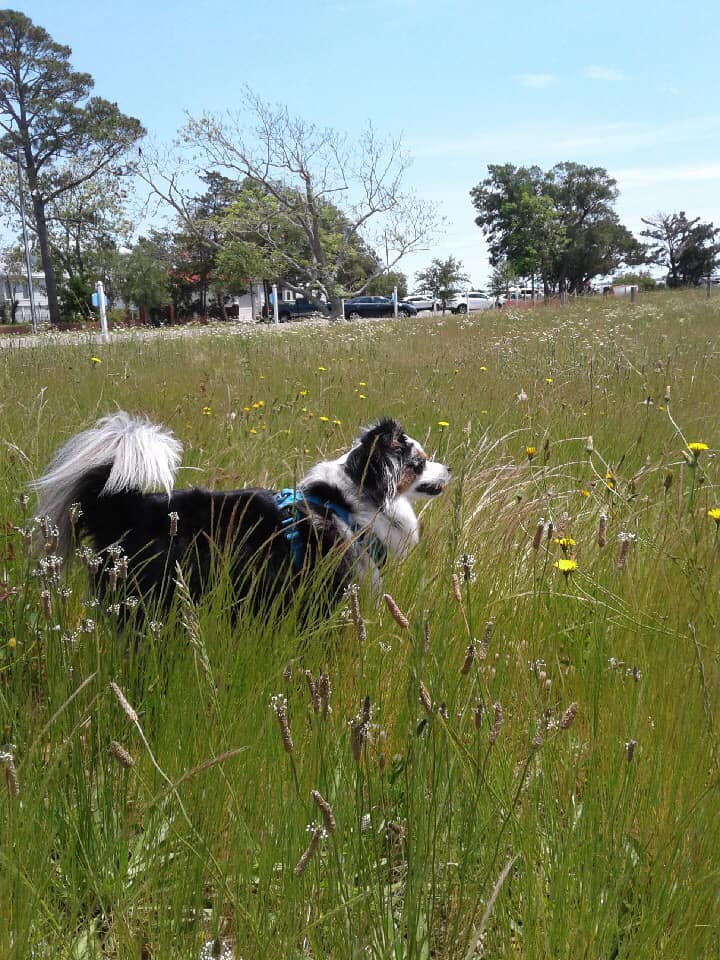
[419,681,433,715]
[348,584,366,642]
[473,699,484,729]
[109,740,134,768]
[317,671,331,716]
[460,641,476,675]
[598,513,607,547]
[532,518,545,550]
[384,593,409,629]
[271,694,293,754]
[489,702,504,745]
[40,589,52,620]
[559,702,578,730]
[293,825,324,877]
[305,670,320,714]
[349,715,367,765]
[2,750,19,797]
[479,619,494,659]
[311,789,336,834]
[109,681,138,724]
[451,573,463,604]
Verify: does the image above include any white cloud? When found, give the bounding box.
[515,73,556,89]
[410,115,720,160]
[613,164,720,187]
[584,65,624,82]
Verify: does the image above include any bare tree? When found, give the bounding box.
[138,88,438,316]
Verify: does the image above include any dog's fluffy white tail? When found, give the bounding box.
[31,411,182,556]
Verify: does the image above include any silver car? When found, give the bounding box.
[448,290,495,314]
[404,294,440,313]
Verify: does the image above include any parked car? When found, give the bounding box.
[404,294,440,313]
[261,297,329,322]
[342,296,418,319]
[448,290,495,314]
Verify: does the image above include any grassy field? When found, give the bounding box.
[1,290,720,959]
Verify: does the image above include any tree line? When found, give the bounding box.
[0,10,718,325]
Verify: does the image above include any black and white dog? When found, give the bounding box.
[33,412,450,617]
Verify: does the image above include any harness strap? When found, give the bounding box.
[275,488,387,572]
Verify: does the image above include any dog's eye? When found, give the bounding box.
[409,456,427,474]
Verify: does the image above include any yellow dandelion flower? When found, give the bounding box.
[554,558,577,575]
[545,377,554,384]
[7,637,16,649]
[480,366,487,372]
[318,366,327,371]
[438,420,449,429]
[605,472,616,489]
[249,428,257,435]
[554,536,576,555]
[579,489,590,498]
[299,389,309,397]
[358,381,367,387]
[319,416,329,422]
[202,406,212,416]
[243,406,251,413]
[332,419,342,426]
[359,394,367,399]
[90,356,102,364]
[708,508,720,525]
[688,442,709,453]
[525,446,537,460]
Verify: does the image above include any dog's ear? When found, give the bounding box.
[345,418,405,499]
[358,418,404,451]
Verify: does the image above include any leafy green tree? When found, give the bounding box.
[543,163,643,291]
[641,212,720,287]
[57,272,93,322]
[0,10,144,324]
[612,271,657,291]
[414,256,469,313]
[488,257,519,297]
[471,162,642,294]
[212,178,383,312]
[117,233,171,320]
[365,271,407,299]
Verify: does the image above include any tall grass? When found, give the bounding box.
[1,291,720,958]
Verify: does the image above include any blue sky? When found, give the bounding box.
[17,0,720,286]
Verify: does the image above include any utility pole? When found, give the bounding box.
[16,149,37,332]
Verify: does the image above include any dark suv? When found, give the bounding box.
[342,296,418,319]
[261,297,329,322]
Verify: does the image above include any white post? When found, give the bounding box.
[272,283,279,325]
[393,285,398,319]
[341,297,345,321]
[96,280,109,343]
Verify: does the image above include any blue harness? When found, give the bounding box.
[274,488,387,572]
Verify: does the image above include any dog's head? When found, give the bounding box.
[344,418,451,504]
